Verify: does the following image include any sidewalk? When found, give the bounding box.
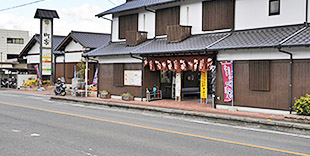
[7,89,310,135]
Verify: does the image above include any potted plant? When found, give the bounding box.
[100,90,111,99]
[121,92,134,101]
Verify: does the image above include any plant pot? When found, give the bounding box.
[100,93,111,99]
[122,95,134,101]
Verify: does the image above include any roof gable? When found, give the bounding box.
[56,31,111,51]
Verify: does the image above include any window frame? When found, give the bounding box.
[269,0,280,16]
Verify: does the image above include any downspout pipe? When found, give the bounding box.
[306,0,308,24]
[130,53,144,101]
[277,48,293,114]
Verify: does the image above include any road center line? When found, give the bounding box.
[0,101,308,156]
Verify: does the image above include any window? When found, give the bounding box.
[202,0,234,31]
[249,61,270,91]
[269,0,280,16]
[7,38,24,44]
[118,14,138,39]
[155,6,180,36]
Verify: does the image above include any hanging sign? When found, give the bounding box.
[221,61,233,102]
[42,19,52,48]
[175,72,181,101]
[200,71,208,99]
[42,49,52,75]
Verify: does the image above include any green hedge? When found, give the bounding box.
[294,94,310,116]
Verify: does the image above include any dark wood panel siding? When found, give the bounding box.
[155,6,180,36]
[113,64,124,87]
[119,14,138,39]
[249,61,270,91]
[202,0,234,31]
[98,63,160,98]
[55,63,95,84]
[99,63,141,97]
[216,60,290,110]
[292,60,310,101]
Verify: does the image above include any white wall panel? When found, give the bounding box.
[64,40,84,52]
[138,11,156,39]
[180,2,203,34]
[65,52,83,63]
[235,0,306,30]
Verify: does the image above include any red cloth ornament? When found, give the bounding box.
[149,60,155,71]
[180,59,187,71]
[167,60,174,71]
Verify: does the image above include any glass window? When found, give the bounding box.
[269,0,280,16]
[7,38,24,44]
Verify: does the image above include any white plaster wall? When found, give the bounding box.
[235,0,306,30]
[138,11,156,39]
[26,55,40,64]
[111,16,126,42]
[180,2,203,34]
[64,40,84,52]
[56,55,64,63]
[217,47,310,61]
[65,52,83,63]
[28,42,40,54]
[98,55,142,64]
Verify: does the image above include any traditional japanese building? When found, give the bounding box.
[85,0,310,112]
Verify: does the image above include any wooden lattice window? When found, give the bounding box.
[249,61,270,91]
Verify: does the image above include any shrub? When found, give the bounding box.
[294,94,310,116]
[122,92,132,97]
[100,90,108,94]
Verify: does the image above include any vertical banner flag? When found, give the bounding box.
[92,67,98,85]
[34,65,43,87]
[200,71,208,99]
[221,61,233,102]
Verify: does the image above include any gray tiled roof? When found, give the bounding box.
[209,25,304,50]
[20,34,65,56]
[282,27,310,47]
[132,33,229,55]
[56,31,110,51]
[84,40,153,57]
[71,31,111,48]
[34,9,59,19]
[96,0,176,17]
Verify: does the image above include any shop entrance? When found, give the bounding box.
[181,71,200,99]
[160,70,173,99]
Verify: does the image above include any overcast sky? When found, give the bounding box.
[0,0,125,36]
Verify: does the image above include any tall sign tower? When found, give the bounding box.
[34,9,59,83]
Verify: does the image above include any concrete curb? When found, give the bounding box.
[50,96,310,135]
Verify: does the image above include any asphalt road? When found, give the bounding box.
[0,90,309,156]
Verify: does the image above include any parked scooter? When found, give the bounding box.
[54,78,66,96]
[1,78,8,88]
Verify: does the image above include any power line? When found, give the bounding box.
[0,0,46,12]
[107,0,117,6]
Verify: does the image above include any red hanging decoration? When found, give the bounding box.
[199,58,206,72]
[180,59,187,71]
[149,60,155,71]
[155,60,162,70]
[167,60,174,71]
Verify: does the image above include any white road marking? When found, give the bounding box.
[30,133,40,137]
[12,129,21,133]
[60,101,310,139]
